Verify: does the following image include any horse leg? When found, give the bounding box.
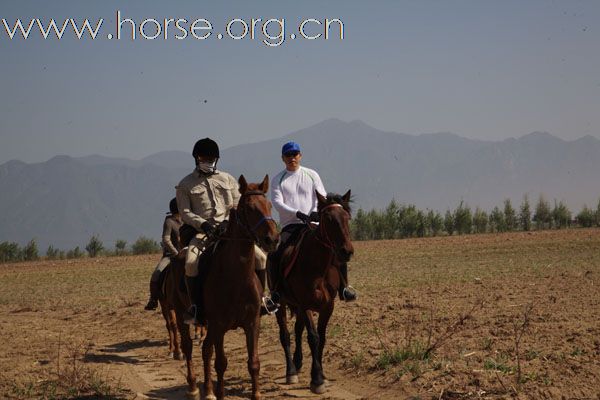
[160,300,174,357]
[176,311,198,399]
[317,301,334,382]
[213,332,227,400]
[244,319,261,400]
[202,329,216,400]
[301,309,326,394]
[275,305,298,384]
[170,309,183,360]
[293,315,304,373]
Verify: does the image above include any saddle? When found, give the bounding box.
[269,226,310,282]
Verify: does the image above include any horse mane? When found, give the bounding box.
[326,192,352,214]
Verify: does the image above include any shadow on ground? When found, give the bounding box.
[84,352,141,365]
[100,339,167,352]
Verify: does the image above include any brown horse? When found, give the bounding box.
[161,175,278,400]
[158,256,205,361]
[273,190,353,394]
[199,174,279,400]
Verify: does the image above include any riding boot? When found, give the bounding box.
[267,256,281,305]
[257,269,279,315]
[183,276,204,325]
[144,280,160,310]
[338,262,357,302]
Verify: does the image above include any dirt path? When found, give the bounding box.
[90,324,370,400]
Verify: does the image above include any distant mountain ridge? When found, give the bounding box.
[1,118,599,249]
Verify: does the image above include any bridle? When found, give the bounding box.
[235,190,276,244]
[312,203,349,250]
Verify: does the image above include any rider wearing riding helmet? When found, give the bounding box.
[144,198,183,311]
[177,138,276,325]
[270,141,357,302]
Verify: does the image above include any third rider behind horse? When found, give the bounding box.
[144,198,183,311]
[269,141,357,302]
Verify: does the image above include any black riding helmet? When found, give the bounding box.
[192,138,220,160]
[168,198,178,215]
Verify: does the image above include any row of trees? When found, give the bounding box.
[0,235,161,264]
[351,195,600,241]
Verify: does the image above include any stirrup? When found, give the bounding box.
[261,296,279,315]
[183,304,198,325]
[341,286,357,302]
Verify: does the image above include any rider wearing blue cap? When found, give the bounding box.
[270,141,357,302]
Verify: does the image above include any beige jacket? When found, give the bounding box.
[175,169,240,231]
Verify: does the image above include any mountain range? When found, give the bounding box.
[1,118,599,250]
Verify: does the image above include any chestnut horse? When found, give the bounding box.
[200,175,279,400]
[273,190,353,394]
[160,175,278,400]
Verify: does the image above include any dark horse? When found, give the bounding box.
[161,175,278,400]
[274,190,354,394]
[201,175,279,400]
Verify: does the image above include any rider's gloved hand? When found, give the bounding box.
[296,211,310,223]
[309,211,320,222]
[201,221,216,235]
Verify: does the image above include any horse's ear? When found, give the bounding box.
[316,191,327,207]
[342,189,351,203]
[238,175,248,195]
[259,174,269,193]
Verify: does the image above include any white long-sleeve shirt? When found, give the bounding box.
[271,166,326,228]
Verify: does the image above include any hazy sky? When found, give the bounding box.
[1,0,599,164]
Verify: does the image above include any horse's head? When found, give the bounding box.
[316,190,354,263]
[236,174,280,252]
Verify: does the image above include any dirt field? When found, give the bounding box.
[1,229,599,399]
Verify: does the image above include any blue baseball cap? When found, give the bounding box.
[282,141,301,155]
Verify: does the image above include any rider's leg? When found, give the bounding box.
[183,235,206,325]
[145,256,169,310]
[268,226,296,304]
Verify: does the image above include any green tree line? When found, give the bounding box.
[351,195,600,241]
[0,235,161,264]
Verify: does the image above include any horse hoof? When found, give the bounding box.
[167,352,174,359]
[310,382,326,394]
[286,374,299,384]
[203,394,217,400]
[173,352,184,361]
[186,388,200,400]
